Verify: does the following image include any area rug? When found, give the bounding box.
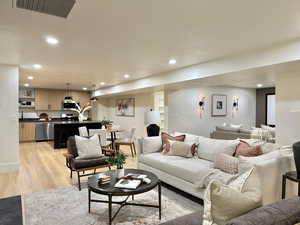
[23,186,201,225]
[0,195,23,225]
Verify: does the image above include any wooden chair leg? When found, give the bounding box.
[130,144,134,157]
[70,169,73,178]
[94,168,96,174]
[77,171,81,191]
[132,142,137,155]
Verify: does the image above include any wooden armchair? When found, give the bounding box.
[64,136,111,190]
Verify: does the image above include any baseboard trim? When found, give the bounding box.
[0,161,19,172]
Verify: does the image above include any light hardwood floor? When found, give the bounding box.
[0,142,138,198]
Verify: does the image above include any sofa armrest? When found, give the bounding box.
[137,137,143,155]
[250,155,294,205]
[226,197,300,225]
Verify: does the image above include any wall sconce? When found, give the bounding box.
[232,96,239,117]
[198,97,205,118]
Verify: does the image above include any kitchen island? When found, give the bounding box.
[53,121,102,149]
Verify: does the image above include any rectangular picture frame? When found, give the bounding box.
[115,98,135,117]
[211,94,227,117]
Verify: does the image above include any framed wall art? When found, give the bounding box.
[115,98,135,117]
[211,94,227,116]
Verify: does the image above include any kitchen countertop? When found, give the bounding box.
[52,121,102,125]
[19,119,101,124]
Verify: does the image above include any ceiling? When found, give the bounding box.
[1,0,300,90]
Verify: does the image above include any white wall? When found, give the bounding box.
[95,93,154,137]
[276,73,300,145]
[0,65,19,172]
[167,86,256,137]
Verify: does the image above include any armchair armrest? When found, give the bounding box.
[226,197,300,225]
[63,153,74,159]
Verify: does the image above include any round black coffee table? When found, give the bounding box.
[88,168,161,225]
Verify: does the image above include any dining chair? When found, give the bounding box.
[89,129,102,136]
[107,124,121,140]
[97,129,115,156]
[115,128,137,157]
[78,126,89,137]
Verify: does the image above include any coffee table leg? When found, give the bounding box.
[282,175,286,199]
[88,188,91,213]
[108,194,112,225]
[158,182,161,220]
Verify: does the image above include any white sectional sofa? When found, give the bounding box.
[137,133,295,205]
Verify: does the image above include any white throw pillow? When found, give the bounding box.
[142,136,162,154]
[203,168,262,225]
[174,132,199,144]
[198,137,239,161]
[75,135,103,159]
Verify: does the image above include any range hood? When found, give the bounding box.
[16,0,76,18]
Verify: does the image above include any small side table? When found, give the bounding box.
[282,171,300,199]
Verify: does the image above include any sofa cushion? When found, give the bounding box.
[160,211,203,225]
[142,136,162,154]
[71,157,108,169]
[226,196,300,225]
[198,137,240,161]
[216,126,240,133]
[139,153,213,183]
[161,132,185,154]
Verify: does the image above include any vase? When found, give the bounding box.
[293,142,300,178]
[116,168,124,178]
[78,114,84,122]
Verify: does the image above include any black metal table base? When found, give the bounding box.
[88,183,161,225]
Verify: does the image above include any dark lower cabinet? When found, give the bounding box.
[53,122,102,149]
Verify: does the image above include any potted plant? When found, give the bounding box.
[101,119,113,129]
[107,151,128,178]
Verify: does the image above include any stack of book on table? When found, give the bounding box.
[98,175,111,184]
[115,174,147,189]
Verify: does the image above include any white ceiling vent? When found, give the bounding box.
[16,0,76,18]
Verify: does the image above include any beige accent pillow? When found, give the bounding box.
[164,140,196,157]
[214,153,239,174]
[203,168,262,225]
[75,135,103,159]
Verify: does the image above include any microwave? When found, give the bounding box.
[63,99,79,110]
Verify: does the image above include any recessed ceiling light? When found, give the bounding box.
[33,64,42,69]
[169,59,177,65]
[82,87,87,91]
[46,36,59,45]
[124,74,130,78]
[27,76,34,80]
[24,83,30,87]
[100,82,105,85]
[257,84,263,88]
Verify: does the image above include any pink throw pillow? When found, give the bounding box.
[234,141,263,157]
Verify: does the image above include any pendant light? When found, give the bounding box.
[90,84,98,102]
[64,83,73,100]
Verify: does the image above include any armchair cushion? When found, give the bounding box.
[71,157,109,170]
